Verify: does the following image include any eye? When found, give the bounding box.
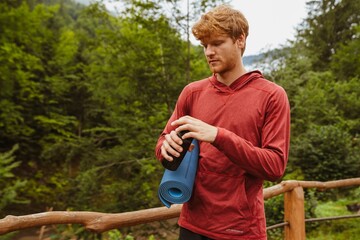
[213,41,223,46]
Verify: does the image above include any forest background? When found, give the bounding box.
[0,0,359,239]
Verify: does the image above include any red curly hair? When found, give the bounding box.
[192,5,249,54]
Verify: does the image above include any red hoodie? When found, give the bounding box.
[155,71,290,239]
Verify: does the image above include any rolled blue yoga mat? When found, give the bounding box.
[158,139,199,208]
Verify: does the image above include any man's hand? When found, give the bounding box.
[171,115,218,143]
[160,130,184,162]
[160,116,218,162]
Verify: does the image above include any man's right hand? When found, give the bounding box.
[160,130,184,162]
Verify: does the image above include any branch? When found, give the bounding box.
[0,205,182,235]
[263,178,360,200]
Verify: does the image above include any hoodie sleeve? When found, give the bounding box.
[212,86,290,182]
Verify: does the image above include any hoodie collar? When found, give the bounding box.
[209,70,263,93]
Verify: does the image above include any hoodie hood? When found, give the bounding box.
[209,70,263,93]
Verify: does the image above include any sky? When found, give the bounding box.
[230,0,309,56]
[85,0,309,56]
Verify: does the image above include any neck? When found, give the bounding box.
[216,65,247,86]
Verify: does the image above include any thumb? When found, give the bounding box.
[188,144,195,152]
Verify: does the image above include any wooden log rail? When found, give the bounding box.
[0,178,359,239]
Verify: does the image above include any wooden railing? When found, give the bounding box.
[0,178,359,239]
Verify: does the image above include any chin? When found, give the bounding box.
[209,66,221,74]
[211,69,225,75]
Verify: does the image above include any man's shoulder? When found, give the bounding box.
[184,77,212,91]
[250,75,286,96]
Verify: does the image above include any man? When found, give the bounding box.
[155,4,290,240]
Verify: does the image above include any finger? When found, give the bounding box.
[171,130,183,145]
[163,134,183,158]
[167,131,183,149]
[162,139,181,157]
[161,145,173,161]
[171,115,194,127]
[176,126,194,139]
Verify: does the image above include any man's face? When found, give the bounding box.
[201,34,243,74]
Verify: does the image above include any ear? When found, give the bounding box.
[236,35,246,49]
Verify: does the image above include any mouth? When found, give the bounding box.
[208,59,219,64]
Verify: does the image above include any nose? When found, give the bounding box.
[204,45,215,57]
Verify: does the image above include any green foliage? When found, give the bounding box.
[103,229,137,240]
[1,0,212,215]
[297,0,360,71]
[260,1,360,238]
[293,124,358,181]
[0,0,359,239]
[0,145,28,212]
[330,26,360,80]
[265,194,284,240]
[265,0,360,185]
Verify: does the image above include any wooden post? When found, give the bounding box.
[284,186,305,240]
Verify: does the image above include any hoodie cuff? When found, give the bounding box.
[212,127,227,149]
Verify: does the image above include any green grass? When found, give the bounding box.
[306,198,360,240]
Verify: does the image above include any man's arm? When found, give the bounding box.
[211,87,290,181]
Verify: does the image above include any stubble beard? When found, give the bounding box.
[209,61,229,75]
